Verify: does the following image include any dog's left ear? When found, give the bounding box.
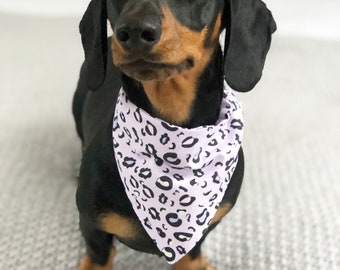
[79,0,108,91]
[223,0,277,92]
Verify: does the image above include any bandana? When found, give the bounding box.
[112,82,244,264]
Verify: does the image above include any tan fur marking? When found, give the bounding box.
[100,213,135,239]
[210,203,233,225]
[210,13,223,45]
[172,253,215,270]
[142,75,197,124]
[141,10,222,124]
[111,37,126,66]
[77,248,116,270]
[151,7,206,67]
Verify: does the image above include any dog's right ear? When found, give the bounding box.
[79,0,108,91]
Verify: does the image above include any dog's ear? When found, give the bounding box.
[79,0,108,91]
[223,0,276,92]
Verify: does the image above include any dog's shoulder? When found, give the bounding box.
[76,116,127,216]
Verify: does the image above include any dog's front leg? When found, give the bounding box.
[172,243,215,270]
[78,250,115,270]
[77,214,115,270]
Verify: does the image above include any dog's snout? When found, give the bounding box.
[115,18,161,51]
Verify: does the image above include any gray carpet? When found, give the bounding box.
[0,13,339,270]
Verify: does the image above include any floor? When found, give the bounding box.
[0,3,339,270]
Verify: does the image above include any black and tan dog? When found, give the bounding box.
[73,0,276,269]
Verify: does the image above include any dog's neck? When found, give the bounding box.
[121,46,224,129]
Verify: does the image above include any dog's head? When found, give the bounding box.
[80,0,276,92]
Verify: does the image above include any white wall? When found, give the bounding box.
[0,0,340,40]
[0,0,89,17]
[266,0,340,41]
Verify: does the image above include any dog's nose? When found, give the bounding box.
[115,15,162,52]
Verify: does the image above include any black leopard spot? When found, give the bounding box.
[219,128,227,139]
[148,207,160,220]
[159,193,168,204]
[174,174,184,181]
[129,176,139,189]
[192,148,203,163]
[196,208,210,226]
[118,131,125,139]
[231,119,244,130]
[133,108,143,123]
[156,227,166,238]
[145,121,157,136]
[161,121,179,132]
[169,143,176,150]
[212,171,221,184]
[123,127,132,139]
[208,138,218,146]
[166,213,182,227]
[163,153,181,165]
[160,133,170,145]
[145,144,156,155]
[174,232,193,242]
[119,112,126,122]
[209,193,218,202]
[131,127,140,143]
[176,246,186,255]
[181,136,199,148]
[142,184,154,199]
[156,176,173,191]
[122,157,136,168]
[162,247,176,262]
[139,168,152,179]
[154,156,164,166]
[225,157,236,171]
[235,133,242,144]
[190,179,198,186]
[112,116,119,131]
[193,169,204,177]
[143,217,152,230]
[179,195,196,207]
[188,226,196,232]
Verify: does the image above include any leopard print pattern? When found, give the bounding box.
[112,84,243,263]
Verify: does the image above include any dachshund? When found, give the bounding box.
[72,0,276,269]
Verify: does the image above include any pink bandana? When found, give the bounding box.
[112,82,244,264]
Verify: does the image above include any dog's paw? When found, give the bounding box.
[203,263,216,270]
[172,254,215,270]
[77,249,116,270]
